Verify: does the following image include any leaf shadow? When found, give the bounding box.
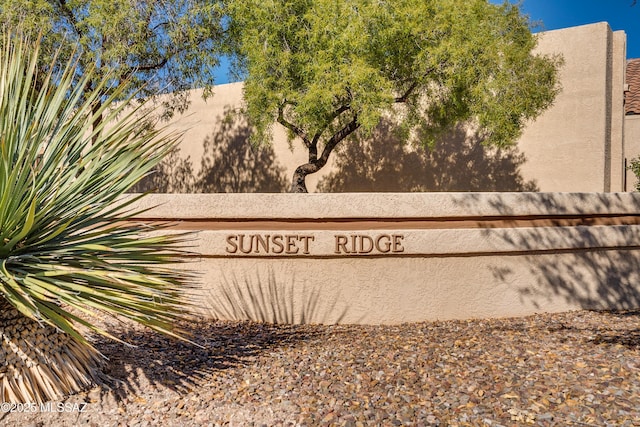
[203,269,349,325]
[130,106,288,193]
[91,318,324,403]
[453,193,640,316]
[588,310,640,349]
[318,120,538,192]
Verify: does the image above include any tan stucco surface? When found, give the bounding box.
[611,30,627,191]
[122,23,640,322]
[517,23,627,192]
[127,191,640,219]
[129,192,640,324]
[145,22,637,194]
[158,82,333,193]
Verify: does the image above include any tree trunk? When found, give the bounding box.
[290,162,322,193]
[290,168,309,193]
[288,116,360,193]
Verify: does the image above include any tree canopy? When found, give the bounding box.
[228,0,562,192]
[0,0,226,117]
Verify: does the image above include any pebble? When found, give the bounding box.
[1,310,640,426]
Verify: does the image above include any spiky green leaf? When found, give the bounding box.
[0,30,196,348]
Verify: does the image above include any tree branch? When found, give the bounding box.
[117,56,169,84]
[135,57,169,72]
[395,80,419,103]
[318,115,360,167]
[278,102,311,148]
[151,21,170,32]
[311,103,352,147]
[395,68,435,103]
[56,0,80,35]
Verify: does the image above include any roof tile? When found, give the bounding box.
[626,59,640,115]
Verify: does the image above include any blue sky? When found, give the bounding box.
[213,1,640,84]
[514,0,639,57]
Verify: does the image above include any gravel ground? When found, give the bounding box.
[1,310,639,426]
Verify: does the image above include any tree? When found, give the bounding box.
[0,0,226,121]
[0,32,193,403]
[227,0,562,192]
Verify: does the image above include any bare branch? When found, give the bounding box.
[151,21,170,32]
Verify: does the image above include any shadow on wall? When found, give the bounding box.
[455,193,640,311]
[204,269,349,324]
[132,114,536,193]
[131,107,289,193]
[317,120,538,192]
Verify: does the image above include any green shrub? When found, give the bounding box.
[0,32,194,403]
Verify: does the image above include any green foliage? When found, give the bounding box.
[0,32,194,347]
[0,0,226,117]
[628,157,640,191]
[228,0,562,191]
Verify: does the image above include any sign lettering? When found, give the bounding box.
[225,234,315,255]
[225,233,405,256]
[333,234,405,254]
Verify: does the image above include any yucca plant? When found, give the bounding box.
[0,32,195,403]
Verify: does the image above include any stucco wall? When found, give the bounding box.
[141,82,333,193]
[611,30,627,191]
[127,192,640,324]
[517,23,626,192]
[139,22,632,194]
